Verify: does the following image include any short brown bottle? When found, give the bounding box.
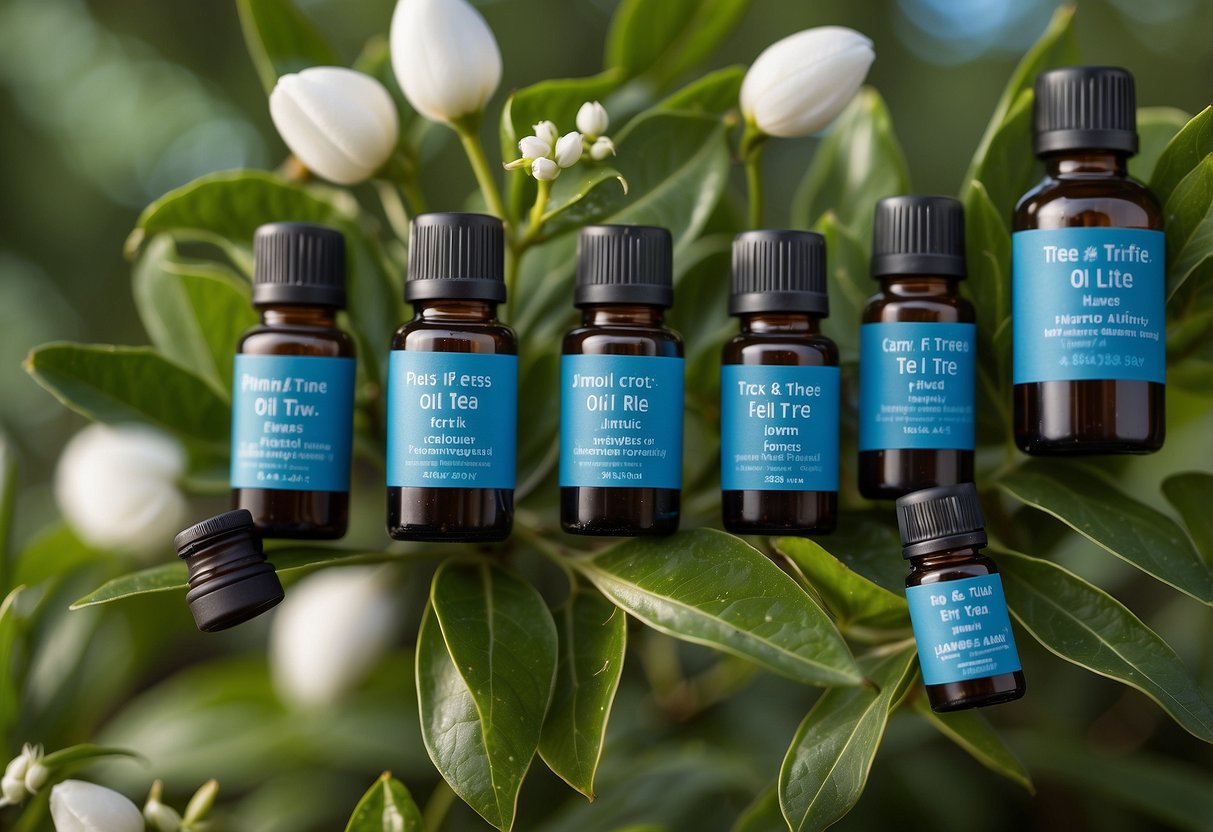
[1013,66,1165,454]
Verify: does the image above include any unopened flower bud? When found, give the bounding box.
[532,120,558,147]
[50,781,144,832]
[23,761,48,794]
[576,101,609,138]
[531,157,560,181]
[554,132,583,168]
[4,753,29,783]
[391,0,501,123]
[2,775,26,804]
[589,136,616,161]
[517,135,551,159]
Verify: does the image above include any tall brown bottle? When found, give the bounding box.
[1013,66,1165,454]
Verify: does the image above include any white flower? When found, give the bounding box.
[390,0,501,123]
[2,775,25,805]
[589,136,616,161]
[740,26,875,138]
[24,761,48,794]
[532,120,558,147]
[50,781,143,832]
[4,751,29,783]
[531,157,560,181]
[517,135,551,160]
[269,67,399,185]
[55,424,186,558]
[576,101,609,138]
[270,567,398,708]
[554,132,583,168]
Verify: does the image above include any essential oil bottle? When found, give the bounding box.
[1013,66,1165,454]
[859,196,976,499]
[560,225,684,536]
[231,222,356,538]
[721,230,839,535]
[897,483,1026,712]
[386,213,517,542]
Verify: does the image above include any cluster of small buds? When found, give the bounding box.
[0,744,48,807]
[505,100,616,181]
[576,101,616,161]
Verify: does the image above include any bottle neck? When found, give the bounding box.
[414,299,499,323]
[258,305,338,327]
[1043,151,1129,178]
[738,312,821,334]
[877,275,959,298]
[907,545,985,571]
[581,304,665,327]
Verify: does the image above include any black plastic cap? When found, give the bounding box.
[871,196,966,279]
[406,213,506,303]
[730,230,829,317]
[575,225,673,308]
[176,509,284,632]
[253,223,347,308]
[1033,66,1138,157]
[895,483,988,559]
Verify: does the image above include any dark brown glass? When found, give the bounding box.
[233,306,354,538]
[859,277,975,499]
[906,547,1026,711]
[562,305,681,535]
[722,313,837,534]
[1013,152,1165,454]
[388,300,515,541]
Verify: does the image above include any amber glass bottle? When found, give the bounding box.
[386,213,517,542]
[561,225,683,536]
[1013,66,1165,454]
[231,223,356,539]
[859,197,975,499]
[721,230,838,534]
[898,483,1026,712]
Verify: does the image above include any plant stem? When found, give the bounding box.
[526,178,552,241]
[422,780,456,832]
[451,115,507,221]
[740,123,769,230]
[504,244,520,323]
[374,180,411,242]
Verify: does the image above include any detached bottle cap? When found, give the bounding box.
[406,212,506,304]
[175,509,284,632]
[871,196,966,279]
[729,229,828,317]
[253,222,347,308]
[575,224,673,308]
[895,483,988,559]
[1033,66,1138,156]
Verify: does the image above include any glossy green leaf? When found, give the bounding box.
[344,772,423,832]
[40,744,141,768]
[236,0,341,94]
[605,0,749,89]
[998,550,1213,742]
[539,587,627,798]
[776,537,909,636]
[791,87,910,244]
[731,784,782,832]
[912,697,1033,792]
[418,562,557,830]
[778,646,918,831]
[0,586,23,747]
[1150,105,1213,206]
[813,212,870,365]
[655,65,744,115]
[1162,471,1213,563]
[819,513,907,595]
[1163,155,1213,305]
[539,166,629,239]
[1131,107,1193,183]
[965,88,1037,220]
[572,529,862,686]
[999,461,1213,604]
[25,343,230,444]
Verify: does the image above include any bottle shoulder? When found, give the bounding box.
[1014,174,1163,231]
[238,324,355,357]
[862,292,975,324]
[563,324,684,357]
[391,318,517,355]
[722,332,838,366]
[905,553,999,587]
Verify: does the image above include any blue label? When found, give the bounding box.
[720,364,839,492]
[1013,227,1165,384]
[858,322,976,451]
[230,354,355,492]
[386,351,517,489]
[906,574,1022,685]
[560,354,684,489]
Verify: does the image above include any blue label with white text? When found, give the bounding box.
[1013,227,1165,384]
[230,354,355,491]
[906,574,1021,685]
[386,351,517,489]
[560,354,684,489]
[720,364,839,491]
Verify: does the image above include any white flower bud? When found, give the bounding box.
[740,26,875,138]
[144,800,182,832]
[517,135,551,160]
[390,0,502,123]
[554,132,583,168]
[532,120,558,147]
[24,761,48,794]
[576,101,609,138]
[4,753,29,783]
[270,568,399,709]
[531,157,560,181]
[589,136,616,161]
[50,781,143,832]
[2,775,26,804]
[55,424,187,558]
[269,67,399,186]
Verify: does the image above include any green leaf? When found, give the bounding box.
[0,587,23,747]
[1163,155,1213,305]
[999,461,1213,604]
[962,181,1013,443]
[964,88,1037,220]
[1131,107,1193,183]
[572,529,862,687]
[775,537,909,636]
[539,587,626,799]
[539,167,629,239]
[15,524,103,590]
[418,562,558,831]
[605,0,750,89]
[731,784,782,832]
[133,236,257,399]
[344,772,423,832]
[912,696,1033,792]
[1162,471,1213,563]
[778,646,918,831]
[817,512,906,594]
[813,212,869,366]
[1150,105,1213,206]
[791,87,910,244]
[236,0,342,94]
[24,343,230,444]
[40,744,141,769]
[998,549,1213,742]
[654,65,745,115]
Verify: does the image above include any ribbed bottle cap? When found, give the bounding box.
[175,510,284,632]
[1033,66,1138,156]
[575,225,673,308]
[729,229,829,317]
[871,196,966,279]
[406,213,506,303]
[895,483,988,559]
[253,223,347,308]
